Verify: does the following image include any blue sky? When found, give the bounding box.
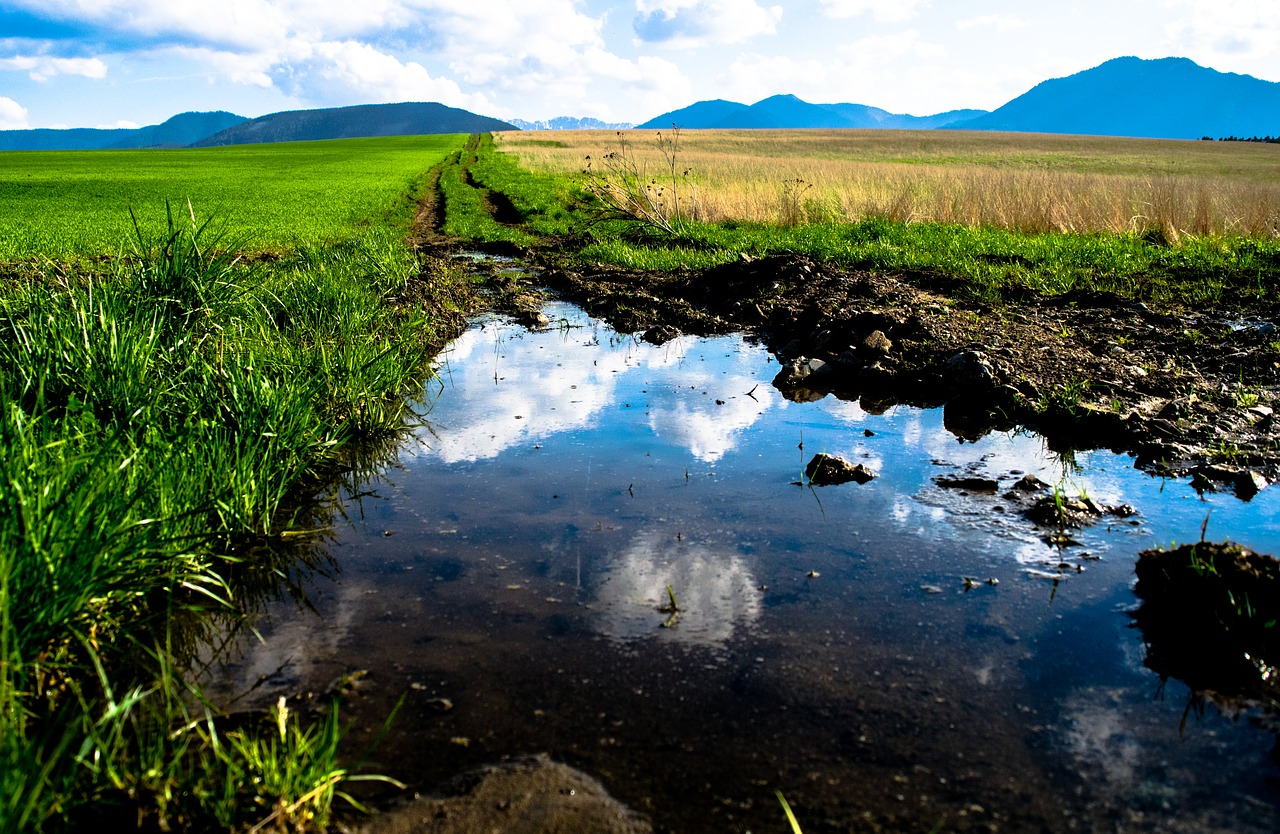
[1,1,1277,129]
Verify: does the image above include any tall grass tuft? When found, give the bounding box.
[0,204,464,832]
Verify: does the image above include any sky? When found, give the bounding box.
[1,0,1278,130]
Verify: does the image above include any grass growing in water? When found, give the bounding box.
[0,202,472,832]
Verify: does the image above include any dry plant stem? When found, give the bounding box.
[583,129,699,234]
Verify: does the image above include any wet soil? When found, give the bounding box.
[534,253,1280,493]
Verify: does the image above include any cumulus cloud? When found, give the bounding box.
[818,0,929,23]
[0,54,107,81]
[1164,0,1280,67]
[284,39,489,109]
[0,96,30,129]
[633,0,783,47]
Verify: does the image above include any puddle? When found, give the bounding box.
[204,301,1280,833]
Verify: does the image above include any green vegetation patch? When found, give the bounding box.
[0,135,464,260]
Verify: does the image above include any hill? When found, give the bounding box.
[194,102,515,146]
[0,111,246,151]
[637,94,985,130]
[958,56,1280,139]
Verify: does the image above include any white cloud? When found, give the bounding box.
[633,0,783,46]
[0,96,30,129]
[96,119,141,128]
[1163,0,1280,70]
[0,54,108,81]
[956,14,1028,32]
[288,39,489,109]
[818,0,928,23]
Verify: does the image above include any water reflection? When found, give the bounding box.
[589,529,761,647]
[415,307,780,464]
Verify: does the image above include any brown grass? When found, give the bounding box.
[494,129,1280,238]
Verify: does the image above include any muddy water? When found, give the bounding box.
[206,300,1280,833]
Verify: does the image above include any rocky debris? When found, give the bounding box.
[348,755,652,834]
[641,324,680,345]
[1133,542,1280,720]
[805,453,876,486]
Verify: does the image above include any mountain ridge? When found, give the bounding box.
[637,94,984,131]
[955,56,1280,139]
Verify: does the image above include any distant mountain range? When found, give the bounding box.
[508,116,634,131]
[0,102,515,151]
[1,56,1276,151]
[0,111,246,151]
[638,95,984,131]
[639,57,1280,140]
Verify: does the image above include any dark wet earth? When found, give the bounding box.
[204,300,1280,833]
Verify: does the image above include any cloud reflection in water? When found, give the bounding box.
[589,529,761,648]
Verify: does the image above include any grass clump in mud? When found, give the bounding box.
[0,203,472,833]
[1133,540,1280,720]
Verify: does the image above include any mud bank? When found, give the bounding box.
[536,252,1279,491]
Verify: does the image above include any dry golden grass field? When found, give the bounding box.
[494,129,1280,239]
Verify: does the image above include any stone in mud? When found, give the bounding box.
[641,324,681,345]
[516,309,550,329]
[773,356,835,402]
[944,350,996,390]
[805,453,876,486]
[349,754,652,834]
[860,329,892,356]
[934,475,1000,493]
[1023,493,1108,528]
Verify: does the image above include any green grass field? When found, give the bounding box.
[0,135,462,259]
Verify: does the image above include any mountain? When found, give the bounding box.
[638,94,985,130]
[0,111,246,151]
[194,102,515,146]
[957,56,1280,139]
[508,116,634,130]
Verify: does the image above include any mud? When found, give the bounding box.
[534,252,1280,490]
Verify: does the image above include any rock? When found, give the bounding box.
[353,755,652,834]
[1023,494,1107,528]
[944,350,996,390]
[517,310,550,329]
[860,329,892,356]
[1193,465,1269,500]
[1013,474,1048,492]
[934,475,1000,493]
[772,356,834,399]
[805,453,876,486]
[641,324,680,345]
